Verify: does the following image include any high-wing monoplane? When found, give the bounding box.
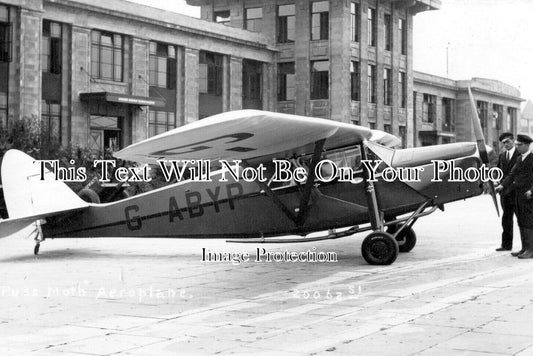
[0,89,498,265]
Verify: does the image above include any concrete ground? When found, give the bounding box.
[1,195,533,355]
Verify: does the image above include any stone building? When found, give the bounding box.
[413,72,522,150]
[520,99,533,137]
[187,0,441,148]
[0,0,523,153]
[0,0,275,152]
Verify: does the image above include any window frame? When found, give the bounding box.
[384,13,392,51]
[367,64,376,104]
[310,60,329,100]
[350,60,360,101]
[277,4,295,43]
[149,41,177,89]
[383,67,391,106]
[350,2,359,42]
[90,30,124,82]
[0,91,7,128]
[148,110,176,137]
[245,7,263,32]
[42,20,62,74]
[41,100,61,144]
[0,5,12,63]
[399,71,406,108]
[243,59,263,101]
[367,7,376,47]
[199,51,223,96]
[311,1,329,41]
[277,62,295,101]
[214,10,231,25]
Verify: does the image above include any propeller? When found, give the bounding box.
[468,86,500,216]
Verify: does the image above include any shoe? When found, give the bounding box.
[517,229,533,259]
[496,247,511,251]
[518,251,533,259]
[511,250,525,257]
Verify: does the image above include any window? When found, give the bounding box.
[384,68,391,106]
[311,1,329,41]
[149,42,176,89]
[277,62,295,101]
[442,98,455,132]
[42,21,62,74]
[399,71,406,108]
[148,110,176,137]
[399,126,406,148]
[310,60,329,99]
[350,61,360,101]
[243,60,262,101]
[384,14,392,51]
[245,7,263,32]
[350,2,359,42]
[277,4,295,43]
[477,100,488,130]
[367,64,376,103]
[369,122,376,129]
[0,91,7,128]
[214,10,230,25]
[399,18,407,55]
[422,94,436,123]
[367,7,376,47]
[492,103,502,130]
[507,107,516,132]
[41,100,61,143]
[199,51,222,95]
[91,30,123,81]
[384,124,392,134]
[0,5,11,62]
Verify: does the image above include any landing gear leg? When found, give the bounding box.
[33,221,44,256]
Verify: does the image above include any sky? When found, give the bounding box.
[127,0,533,106]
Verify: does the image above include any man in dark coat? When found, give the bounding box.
[496,134,533,258]
[495,133,520,251]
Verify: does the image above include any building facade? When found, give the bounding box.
[188,0,441,148]
[0,0,523,154]
[0,0,276,152]
[520,100,533,137]
[413,72,522,152]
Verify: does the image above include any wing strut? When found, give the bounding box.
[296,139,326,226]
[245,160,298,224]
[361,142,384,231]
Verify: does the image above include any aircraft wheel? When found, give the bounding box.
[361,231,399,265]
[387,225,417,253]
[78,188,101,204]
[34,244,40,255]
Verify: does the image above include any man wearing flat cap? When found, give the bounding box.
[496,134,533,258]
[495,133,520,251]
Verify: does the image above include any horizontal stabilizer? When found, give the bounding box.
[0,207,86,239]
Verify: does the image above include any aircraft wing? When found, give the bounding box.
[114,110,377,165]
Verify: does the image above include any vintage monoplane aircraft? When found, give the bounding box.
[0,89,498,265]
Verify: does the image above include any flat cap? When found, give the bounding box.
[516,134,533,144]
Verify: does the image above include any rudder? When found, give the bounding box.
[1,149,88,220]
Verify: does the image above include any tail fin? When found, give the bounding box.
[0,149,89,238]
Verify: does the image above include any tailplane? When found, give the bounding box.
[0,149,89,238]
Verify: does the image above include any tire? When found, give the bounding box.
[78,188,101,204]
[387,224,417,253]
[361,231,399,265]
